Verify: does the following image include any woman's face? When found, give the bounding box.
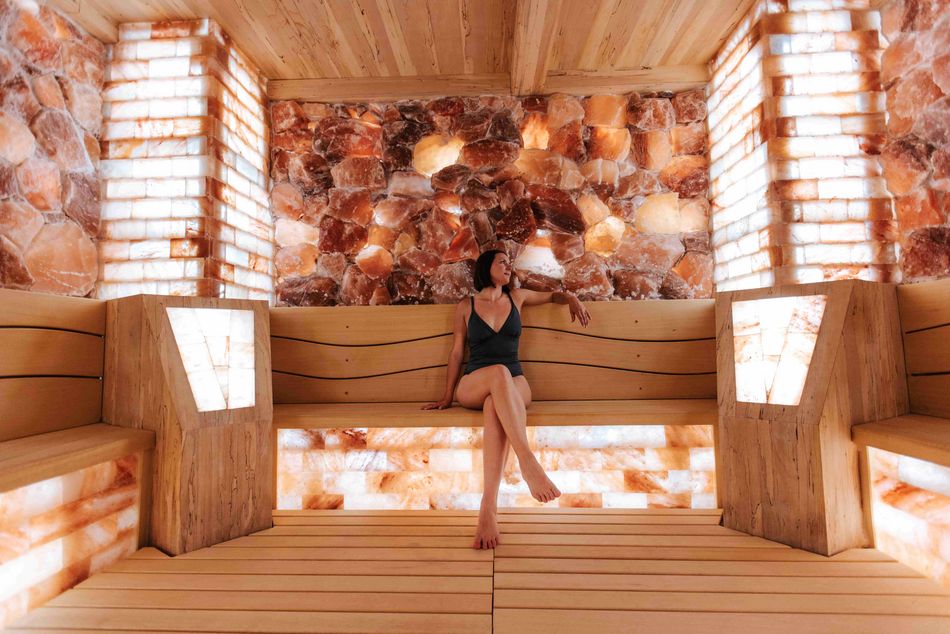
[490,253,512,287]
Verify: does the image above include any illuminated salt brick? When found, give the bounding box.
[897,455,950,499]
[148,56,191,78]
[429,449,474,472]
[690,447,716,471]
[603,493,649,508]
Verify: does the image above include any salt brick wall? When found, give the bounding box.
[99,19,273,301]
[0,454,141,627]
[0,0,105,296]
[269,91,713,306]
[710,0,899,290]
[879,0,950,281]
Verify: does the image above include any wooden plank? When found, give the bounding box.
[493,546,895,561]
[271,508,722,516]
[270,301,715,345]
[273,399,718,428]
[0,423,154,493]
[257,524,736,536]
[50,589,492,614]
[79,572,491,593]
[0,288,105,333]
[104,558,491,576]
[853,414,950,468]
[127,548,169,560]
[0,377,102,443]
[493,609,950,634]
[271,331,715,378]
[0,328,103,377]
[493,558,917,577]
[215,534,769,549]
[494,588,950,615]
[903,325,950,375]
[11,608,491,634]
[510,0,562,94]
[907,375,950,419]
[897,276,950,332]
[271,515,720,526]
[493,572,950,595]
[267,73,511,101]
[273,363,716,402]
[489,534,785,548]
[544,64,710,94]
[213,535,478,548]
[178,546,490,561]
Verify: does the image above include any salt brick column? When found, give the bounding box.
[878,0,950,280]
[710,0,898,290]
[99,19,273,301]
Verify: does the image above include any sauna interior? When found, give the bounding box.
[1,0,950,631]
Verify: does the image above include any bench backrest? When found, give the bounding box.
[0,289,105,442]
[897,278,950,419]
[270,299,716,403]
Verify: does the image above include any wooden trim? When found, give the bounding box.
[273,399,718,429]
[903,325,950,374]
[853,414,950,468]
[907,375,950,419]
[267,73,511,102]
[858,444,875,549]
[510,0,562,95]
[544,65,710,94]
[0,423,155,493]
[896,277,950,333]
[0,328,103,378]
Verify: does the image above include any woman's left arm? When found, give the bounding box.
[513,289,591,327]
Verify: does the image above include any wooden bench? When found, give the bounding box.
[270,299,718,430]
[0,288,155,497]
[852,278,950,461]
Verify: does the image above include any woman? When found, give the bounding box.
[422,249,591,549]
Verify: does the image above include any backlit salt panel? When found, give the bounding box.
[277,425,716,510]
[166,307,254,411]
[99,19,273,302]
[868,447,950,588]
[732,295,826,405]
[709,0,897,290]
[0,455,140,628]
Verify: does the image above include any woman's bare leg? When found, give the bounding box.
[457,366,560,503]
[474,395,509,549]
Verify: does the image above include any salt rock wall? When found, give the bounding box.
[270,90,712,306]
[0,0,104,296]
[879,0,950,281]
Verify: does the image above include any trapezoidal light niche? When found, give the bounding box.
[166,308,255,412]
[732,295,827,406]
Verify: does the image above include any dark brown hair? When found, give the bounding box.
[473,249,510,292]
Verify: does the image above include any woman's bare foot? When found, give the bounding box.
[473,506,499,549]
[520,457,561,503]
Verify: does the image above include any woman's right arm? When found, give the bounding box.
[422,300,467,410]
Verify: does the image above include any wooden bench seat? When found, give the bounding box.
[274,399,718,429]
[853,414,950,469]
[0,423,155,494]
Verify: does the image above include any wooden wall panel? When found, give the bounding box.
[271,300,716,403]
[0,289,106,442]
[104,295,273,555]
[897,278,950,419]
[717,280,903,556]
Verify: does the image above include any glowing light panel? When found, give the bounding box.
[166,307,255,411]
[732,294,826,405]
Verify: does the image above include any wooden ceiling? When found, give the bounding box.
[49,0,755,101]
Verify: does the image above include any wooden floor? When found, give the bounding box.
[8,509,950,633]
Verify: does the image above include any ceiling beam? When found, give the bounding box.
[267,73,511,102]
[510,0,562,96]
[543,65,710,95]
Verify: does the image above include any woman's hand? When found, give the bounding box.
[421,398,453,410]
[567,295,591,327]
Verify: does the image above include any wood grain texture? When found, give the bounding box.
[0,377,102,443]
[103,295,273,555]
[0,288,105,334]
[273,399,718,428]
[0,423,154,493]
[49,0,751,97]
[0,328,103,378]
[717,281,906,557]
[897,277,950,332]
[898,278,950,418]
[854,414,950,468]
[12,507,945,634]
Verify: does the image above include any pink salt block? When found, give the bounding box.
[563,252,612,299]
[24,220,97,296]
[583,94,628,128]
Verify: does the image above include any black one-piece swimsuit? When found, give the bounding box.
[463,289,524,378]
